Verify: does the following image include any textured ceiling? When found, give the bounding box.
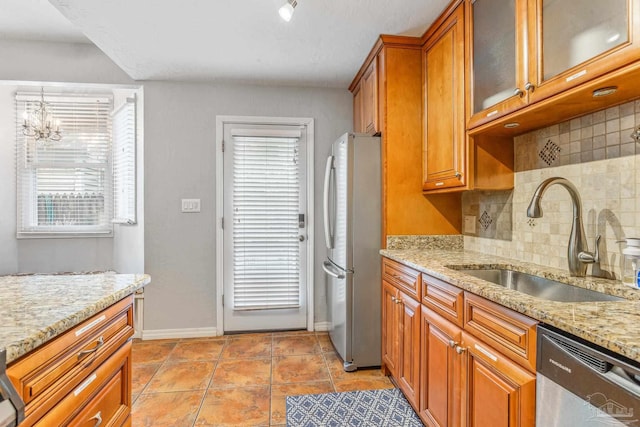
[4,0,450,88]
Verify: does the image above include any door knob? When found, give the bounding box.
[299,235,305,242]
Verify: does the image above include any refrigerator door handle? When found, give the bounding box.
[322,261,345,279]
[323,155,335,249]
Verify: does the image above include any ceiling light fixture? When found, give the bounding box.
[22,87,62,142]
[279,0,297,22]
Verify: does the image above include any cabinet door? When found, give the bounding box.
[420,306,462,427]
[397,291,421,411]
[362,59,379,134]
[466,0,529,129]
[422,6,467,191]
[528,0,640,103]
[381,281,400,376]
[462,332,535,427]
[353,83,363,133]
[423,4,466,192]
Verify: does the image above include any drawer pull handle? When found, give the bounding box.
[89,411,102,427]
[77,336,104,360]
[474,343,498,362]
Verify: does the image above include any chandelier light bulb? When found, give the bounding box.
[279,0,297,22]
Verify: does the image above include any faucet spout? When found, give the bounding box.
[526,177,598,277]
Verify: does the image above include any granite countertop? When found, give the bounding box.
[0,272,150,364]
[381,248,640,363]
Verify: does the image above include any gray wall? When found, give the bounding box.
[0,39,352,331]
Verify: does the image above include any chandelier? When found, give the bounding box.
[22,88,62,142]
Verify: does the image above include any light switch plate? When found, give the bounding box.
[464,215,476,234]
[181,199,201,213]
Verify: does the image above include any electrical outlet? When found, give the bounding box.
[464,215,476,234]
[181,199,201,213]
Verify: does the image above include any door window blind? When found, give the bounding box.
[16,93,113,236]
[232,133,301,310]
[112,97,137,224]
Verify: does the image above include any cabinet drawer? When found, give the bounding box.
[463,292,537,372]
[35,340,131,427]
[382,258,421,300]
[422,273,464,328]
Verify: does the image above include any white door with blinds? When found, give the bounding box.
[222,123,308,331]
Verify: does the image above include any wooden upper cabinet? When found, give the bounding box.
[422,3,466,192]
[466,0,529,129]
[352,83,363,133]
[351,58,379,134]
[467,0,640,130]
[362,59,379,134]
[527,0,640,104]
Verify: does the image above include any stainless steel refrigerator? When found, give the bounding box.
[322,132,381,371]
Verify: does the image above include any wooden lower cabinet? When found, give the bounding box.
[397,292,421,410]
[8,296,134,427]
[382,281,401,377]
[419,306,462,427]
[461,331,536,427]
[382,258,537,426]
[381,280,420,410]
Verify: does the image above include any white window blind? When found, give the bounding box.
[232,132,301,310]
[112,97,136,224]
[16,93,113,237]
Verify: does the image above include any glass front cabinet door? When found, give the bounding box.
[467,0,640,129]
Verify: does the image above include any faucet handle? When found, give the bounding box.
[578,234,601,264]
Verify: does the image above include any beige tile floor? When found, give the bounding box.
[131,331,394,426]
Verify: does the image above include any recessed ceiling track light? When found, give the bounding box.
[279,0,297,22]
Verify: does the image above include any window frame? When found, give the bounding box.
[16,92,115,239]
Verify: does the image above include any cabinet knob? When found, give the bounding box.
[513,87,525,97]
[455,345,466,355]
[524,82,535,92]
[454,172,462,179]
[448,340,458,348]
[391,296,396,303]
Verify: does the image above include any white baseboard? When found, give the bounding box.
[314,321,330,332]
[141,327,220,341]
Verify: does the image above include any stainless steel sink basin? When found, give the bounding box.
[459,269,624,302]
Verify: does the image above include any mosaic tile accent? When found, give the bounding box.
[479,211,493,230]
[539,139,561,166]
[462,190,513,241]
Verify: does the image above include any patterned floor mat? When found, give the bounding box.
[286,388,423,426]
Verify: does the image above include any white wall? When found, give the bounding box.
[0,39,352,332]
[143,81,351,331]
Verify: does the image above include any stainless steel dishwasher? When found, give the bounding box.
[537,325,640,427]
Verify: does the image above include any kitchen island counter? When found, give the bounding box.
[381,248,640,363]
[0,272,150,365]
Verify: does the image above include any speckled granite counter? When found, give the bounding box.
[0,273,150,364]
[381,248,640,363]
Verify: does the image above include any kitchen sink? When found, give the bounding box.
[458,268,624,302]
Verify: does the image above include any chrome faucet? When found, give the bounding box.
[526,177,599,277]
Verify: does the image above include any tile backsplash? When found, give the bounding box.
[464,99,640,280]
